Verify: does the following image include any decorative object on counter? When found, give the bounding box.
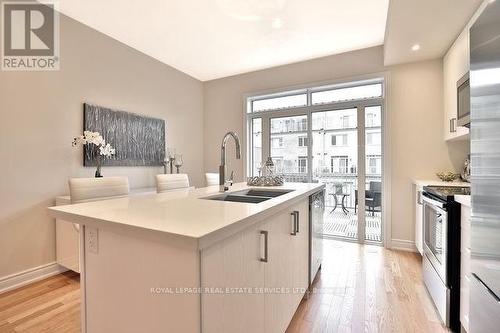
[247,156,284,186]
[436,171,459,182]
[72,131,116,177]
[83,103,165,166]
[174,154,184,173]
[263,157,275,176]
[247,175,284,187]
[164,147,176,174]
[461,155,471,182]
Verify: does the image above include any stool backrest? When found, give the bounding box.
[156,174,190,193]
[205,173,219,187]
[69,177,130,204]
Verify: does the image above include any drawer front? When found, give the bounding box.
[423,255,448,325]
[470,274,500,333]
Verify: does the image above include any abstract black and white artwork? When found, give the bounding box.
[83,103,165,166]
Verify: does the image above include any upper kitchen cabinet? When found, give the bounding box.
[443,29,470,141]
[443,1,489,141]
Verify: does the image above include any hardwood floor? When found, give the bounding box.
[287,240,450,333]
[0,240,448,333]
[0,271,80,333]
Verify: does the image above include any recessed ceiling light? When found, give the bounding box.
[411,44,421,51]
[272,18,284,29]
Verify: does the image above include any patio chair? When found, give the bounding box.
[354,181,382,216]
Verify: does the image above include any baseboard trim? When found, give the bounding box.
[391,239,417,252]
[0,262,67,294]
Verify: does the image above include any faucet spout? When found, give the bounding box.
[219,131,241,192]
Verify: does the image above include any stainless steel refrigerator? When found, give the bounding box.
[470,1,500,332]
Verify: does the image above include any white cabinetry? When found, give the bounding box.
[443,29,470,141]
[460,202,471,332]
[201,199,309,333]
[55,197,80,273]
[414,184,424,255]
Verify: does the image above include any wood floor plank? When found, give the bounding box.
[286,240,450,333]
[0,272,80,333]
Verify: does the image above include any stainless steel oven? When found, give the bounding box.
[421,186,463,332]
[423,194,448,282]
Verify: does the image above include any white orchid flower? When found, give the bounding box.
[99,143,116,157]
[72,131,115,158]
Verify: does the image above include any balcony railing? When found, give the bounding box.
[282,172,381,209]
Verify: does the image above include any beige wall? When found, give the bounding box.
[203,46,468,244]
[0,15,204,278]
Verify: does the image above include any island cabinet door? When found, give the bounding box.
[264,198,309,333]
[201,221,266,333]
[289,199,310,313]
[264,208,294,333]
[201,199,310,333]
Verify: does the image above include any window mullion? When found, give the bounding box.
[261,115,270,175]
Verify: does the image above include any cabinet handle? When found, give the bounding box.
[291,212,297,236]
[260,230,268,262]
[450,118,457,133]
[294,211,300,234]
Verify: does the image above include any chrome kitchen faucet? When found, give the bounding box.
[219,131,241,192]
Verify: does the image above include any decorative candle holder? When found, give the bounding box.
[174,154,184,173]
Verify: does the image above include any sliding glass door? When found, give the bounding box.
[247,79,385,244]
[312,108,359,240]
[364,106,383,242]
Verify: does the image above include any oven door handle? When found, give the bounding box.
[422,192,446,209]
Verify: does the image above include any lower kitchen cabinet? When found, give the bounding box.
[201,198,309,333]
[414,184,424,255]
[460,203,471,332]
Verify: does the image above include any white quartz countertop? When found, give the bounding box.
[48,182,324,249]
[413,179,471,188]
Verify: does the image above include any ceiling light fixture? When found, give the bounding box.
[272,18,284,29]
[411,44,421,51]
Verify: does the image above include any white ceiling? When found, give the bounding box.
[56,0,484,81]
[56,0,389,81]
[384,0,483,66]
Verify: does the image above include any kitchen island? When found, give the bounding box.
[48,182,324,333]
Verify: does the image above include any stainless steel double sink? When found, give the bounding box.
[202,189,294,204]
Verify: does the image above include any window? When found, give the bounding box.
[248,82,382,114]
[331,155,349,174]
[251,93,307,113]
[298,136,308,147]
[331,134,347,146]
[342,116,350,128]
[311,83,382,105]
[297,118,307,131]
[366,113,374,127]
[273,157,284,173]
[365,106,381,127]
[366,132,380,145]
[271,137,283,148]
[298,156,307,173]
[271,116,307,133]
[367,155,381,175]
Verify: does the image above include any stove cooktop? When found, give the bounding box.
[423,185,470,201]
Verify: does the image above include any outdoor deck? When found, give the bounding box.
[324,209,382,242]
